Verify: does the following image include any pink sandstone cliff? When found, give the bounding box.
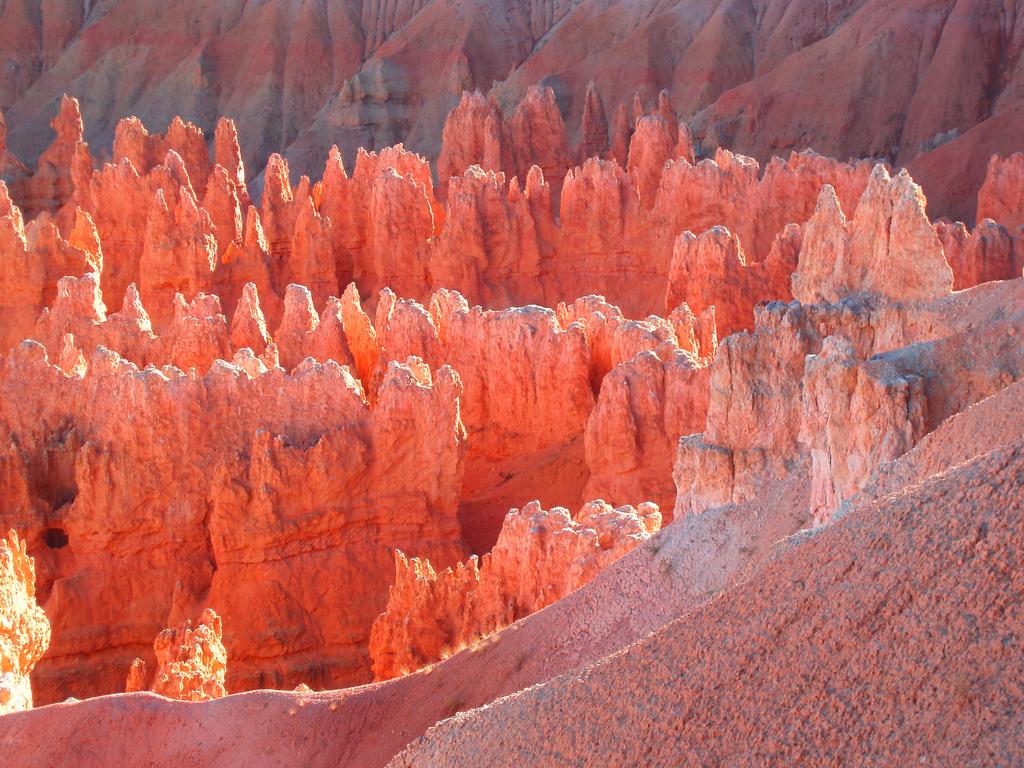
[0,339,468,699]
[0,92,1022,708]
[2,94,883,329]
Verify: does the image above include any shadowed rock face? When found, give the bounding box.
[2,0,1024,222]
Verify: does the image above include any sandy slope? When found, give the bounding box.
[391,431,1024,766]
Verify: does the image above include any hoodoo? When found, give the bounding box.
[1,2,1024,766]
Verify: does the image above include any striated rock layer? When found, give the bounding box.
[0,343,467,700]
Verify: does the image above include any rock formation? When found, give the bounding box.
[0,100,888,325]
[3,1,1024,224]
[6,95,87,222]
[935,217,1024,290]
[583,348,709,516]
[1,26,1024,767]
[148,609,227,702]
[390,436,1024,768]
[0,531,50,714]
[792,167,954,305]
[978,153,1024,231]
[800,336,927,524]
[437,91,503,195]
[666,224,799,339]
[370,499,661,680]
[0,339,469,699]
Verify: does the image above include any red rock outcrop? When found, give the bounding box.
[213,118,250,209]
[369,499,661,680]
[0,531,50,714]
[626,116,675,208]
[430,166,551,307]
[81,158,159,308]
[2,21,1024,763]
[358,166,434,298]
[218,206,281,327]
[672,289,944,519]
[437,86,573,198]
[286,201,336,316]
[665,224,800,339]
[0,182,41,351]
[935,217,1024,290]
[8,95,87,222]
[675,262,1024,524]
[113,117,168,179]
[673,301,822,516]
[437,91,503,195]
[0,341,467,700]
[583,347,709,517]
[138,185,218,330]
[792,167,954,305]
[977,153,1024,231]
[0,99,890,326]
[203,165,243,259]
[3,0,1024,225]
[803,300,1024,523]
[800,335,927,525]
[123,659,146,694]
[556,157,648,306]
[148,609,227,702]
[577,81,609,163]
[0,196,102,353]
[30,208,102,306]
[429,293,595,550]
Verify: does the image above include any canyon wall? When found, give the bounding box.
[3,1,1024,225]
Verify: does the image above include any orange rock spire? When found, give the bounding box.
[0,531,51,714]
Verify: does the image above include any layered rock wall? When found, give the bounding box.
[0,343,467,700]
